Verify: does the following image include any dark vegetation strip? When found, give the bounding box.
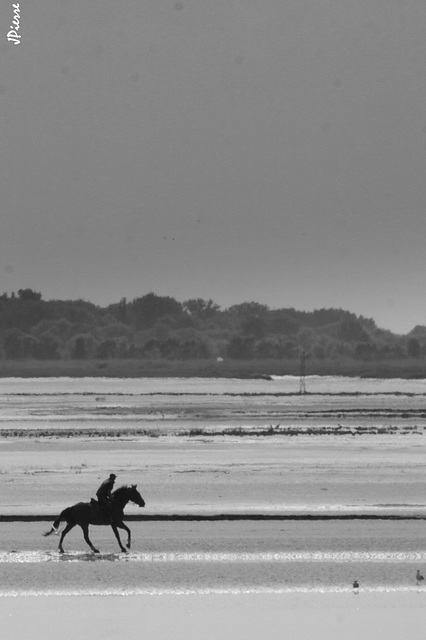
[1,514,425,523]
[0,425,425,438]
[1,357,426,380]
[4,392,426,397]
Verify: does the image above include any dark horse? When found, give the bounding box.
[43,485,145,554]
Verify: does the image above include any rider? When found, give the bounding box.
[96,473,116,522]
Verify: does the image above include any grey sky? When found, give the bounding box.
[1,0,426,333]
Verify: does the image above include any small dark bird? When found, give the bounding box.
[352,580,359,592]
[416,570,424,585]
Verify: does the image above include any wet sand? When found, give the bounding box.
[2,592,426,640]
[2,435,426,520]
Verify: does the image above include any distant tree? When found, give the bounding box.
[101,321,132,339]
[409,326,426,339]
[72,336,87,359]
[131,293,182,330]
[159,338,180,359]
[17,288,42,301]
[242,316,266,339]
[117,338,130,358]
[70,334,96,359]
[268,311,300,335]
[105,298,128,324]
[227,336,255,359]
[50,300,99,326]
[0,294,46,331]
[282,340,297,358]
[95,339,117,360]
[118,297,127,323]
[183,298,220,318]
[2,330,42,358]
[311,308,345,326]
[407,337,421,359]
[54,319,74,342]
[340,317,370,342]
[3,329,26,358]
[228,302,269,318]
[141,339,162,359]
[21,335,39,358]
[255,338,286,359]
[296,327,318,350]
[35,332,61,359]
[377,343,404,360]
[355,342,377,360]
[313,344,326,359]
[154,323,171,340]
[177,338,211,359]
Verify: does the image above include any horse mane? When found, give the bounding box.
[112,484,132,498]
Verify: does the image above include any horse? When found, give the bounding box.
[43,484,145,554]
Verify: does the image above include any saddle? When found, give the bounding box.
[90,498,110,523]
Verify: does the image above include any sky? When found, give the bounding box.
[1,0,426,334]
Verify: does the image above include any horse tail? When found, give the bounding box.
[43,507,73,537]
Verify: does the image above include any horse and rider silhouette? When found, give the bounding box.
[44,474,145,554]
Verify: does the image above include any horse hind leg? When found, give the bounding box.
[81,524,100,554]
[58,522,76,554]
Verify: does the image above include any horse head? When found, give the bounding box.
[128,484,145,508]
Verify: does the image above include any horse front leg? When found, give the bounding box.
[116,521,131,549]
[80,524,99,554]
[58,522,75,554]
[111,524,127,553]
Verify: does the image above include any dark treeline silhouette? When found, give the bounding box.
[0,289,423,363]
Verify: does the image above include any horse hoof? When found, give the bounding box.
[126,543,131,549]
[93,549,100,554]
[59,550,64,555]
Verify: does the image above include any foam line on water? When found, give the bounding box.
[3,550,426,563]
[1,585,426,597]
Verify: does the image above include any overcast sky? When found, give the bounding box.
[1,0,426,333]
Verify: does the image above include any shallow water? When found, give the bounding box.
[2,520,426,595]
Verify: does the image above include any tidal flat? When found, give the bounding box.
[1,375,426,517]
[2,376,426,638]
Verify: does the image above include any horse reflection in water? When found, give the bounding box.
[44,485,145,554]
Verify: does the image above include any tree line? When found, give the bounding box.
[0,288,423,362]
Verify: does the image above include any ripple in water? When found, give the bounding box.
[3,550,426,563]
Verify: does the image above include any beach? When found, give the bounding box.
[1,376,426,638]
